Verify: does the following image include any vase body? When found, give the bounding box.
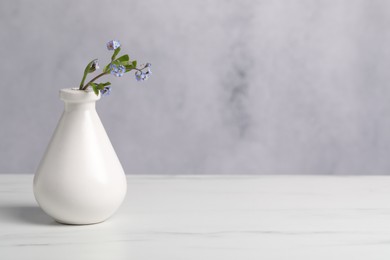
[33,88,127,225]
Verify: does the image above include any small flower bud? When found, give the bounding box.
[89,59,99,72]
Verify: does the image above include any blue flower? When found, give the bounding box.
[106,40,121,50]
[135,64,152,81]
[110,64,125,77]
[100,86,111,96]
[135,71,147,81]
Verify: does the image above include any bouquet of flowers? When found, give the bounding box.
[78,40,151,96]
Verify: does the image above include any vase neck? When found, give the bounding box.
[60,88,100,112]
[64,101,96,112]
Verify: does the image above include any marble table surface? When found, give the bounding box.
[1,174,390,259]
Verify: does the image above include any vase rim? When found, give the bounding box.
[60,88,101,102]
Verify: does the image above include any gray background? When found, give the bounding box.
[1,0,390,174]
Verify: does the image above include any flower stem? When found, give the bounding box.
[79,72,88,89]
[81,72,109,90]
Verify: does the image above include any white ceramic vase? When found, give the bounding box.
[33,88,127,225]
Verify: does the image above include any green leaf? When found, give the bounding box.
[116,55,130,66]
[103,64,111,73]
[124,65,134,72]
[116,54,129,62]
[97,82,111,90]
[90,83,99,95]
[111,47,121,61]
[123,60,138,72]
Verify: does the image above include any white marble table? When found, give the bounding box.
[1,174,390,259]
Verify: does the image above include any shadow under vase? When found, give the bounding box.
[0,204,61,226]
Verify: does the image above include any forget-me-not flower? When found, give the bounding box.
[135,64,152,81]
[135,71,146,81]
[106,40,121,50]
[110,64,125,77]
[100,86,112,96]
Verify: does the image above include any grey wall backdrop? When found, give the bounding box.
[1,0,390,174]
